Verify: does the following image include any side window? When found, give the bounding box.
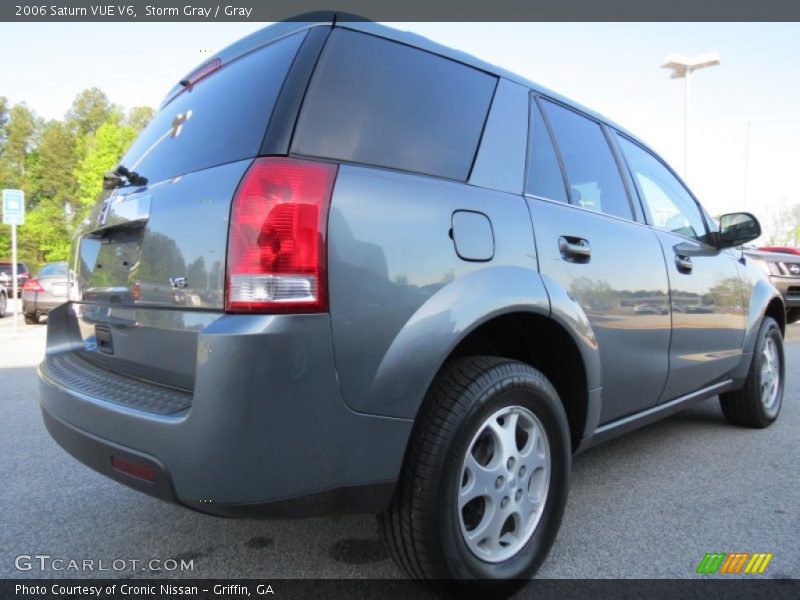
[525,99,568,202]
[616,135,707,240]
[292,29,497,181]
[540,100,632,220]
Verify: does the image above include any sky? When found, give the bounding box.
[1,21,799,236]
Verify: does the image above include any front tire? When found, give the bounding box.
[379,357,570,598]
[720,316,784,428]
[24,313,39,325]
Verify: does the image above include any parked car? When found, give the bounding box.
[38,18,786,597]
[21,261,69,324]
[0,282,7,318]
[0,261,30,297]
[744,249,800,324]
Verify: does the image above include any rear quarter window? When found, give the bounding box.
[118,31,305,185]
[292,29,497,181]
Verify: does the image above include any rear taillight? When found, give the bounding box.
[180,57,221,88]
[22,279,44,292]
[225,157,338,314]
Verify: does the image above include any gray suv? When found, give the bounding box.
[39,18,785,596]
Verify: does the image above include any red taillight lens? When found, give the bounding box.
[180,58,221,88]
[111,456,156,483]
[225,157,338,313]
[22,279,44,292]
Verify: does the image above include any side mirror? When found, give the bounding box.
[716,212,761,249]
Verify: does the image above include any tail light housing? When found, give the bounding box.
[22,279,44,292]
[225,157,338,313]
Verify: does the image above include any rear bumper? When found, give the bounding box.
[38,303,412,517]
[22,293,65,314]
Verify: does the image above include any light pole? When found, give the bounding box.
[661,52,721,183]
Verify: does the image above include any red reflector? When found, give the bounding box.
[225,157,338,313]
[181,57,221,88]
[111,456,156,483]
[22,279,44,292]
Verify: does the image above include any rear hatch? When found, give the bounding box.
[69,29,307,391]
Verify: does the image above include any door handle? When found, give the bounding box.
[558,236,591,263]
[675,254,693,273]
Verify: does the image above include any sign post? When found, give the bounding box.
[2,189,26,335]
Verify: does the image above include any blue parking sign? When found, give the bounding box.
[2,189,25,225]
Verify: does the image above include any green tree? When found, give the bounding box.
[74,121,137,218]
[66,88,121,137]
[16,121,80,264]
[26,120,78,208]
[0,96,9,149]
[0,103,37,188]
[127,106,155,132]
[0,103,39,264]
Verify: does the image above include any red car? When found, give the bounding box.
[760,246,800,256]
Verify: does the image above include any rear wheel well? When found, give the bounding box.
[765,297,786,336]
[446,313,588,451]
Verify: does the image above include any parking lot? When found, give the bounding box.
[1,318,798,582]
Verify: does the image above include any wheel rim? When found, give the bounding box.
[457,405,550,563]
[760,336,781,410]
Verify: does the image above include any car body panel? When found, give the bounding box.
[529,199,671,423]
[653,233,747,401]
[469,78,529,195]
[327,165,541,418]
[40,303,411,510]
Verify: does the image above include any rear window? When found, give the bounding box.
[118,31,305,185]
[292,29,497,181]
[39,262,68,277]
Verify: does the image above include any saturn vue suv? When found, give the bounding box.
[38,17,786,597]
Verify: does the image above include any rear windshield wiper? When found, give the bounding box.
[103,165,148,189]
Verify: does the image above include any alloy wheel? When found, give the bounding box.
[457,405,550,563]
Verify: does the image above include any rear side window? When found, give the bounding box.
[525,99,567,202]
[541,100,632,220]
[616,135,707,240]
[292,29,497,181]
[119,31,305,185]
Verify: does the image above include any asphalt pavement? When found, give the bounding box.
[1,321,798,584]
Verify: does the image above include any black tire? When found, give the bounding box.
[719,316,784,428]
[378,356,570,598]
[0,292,6,318]
[24,313,39,325]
